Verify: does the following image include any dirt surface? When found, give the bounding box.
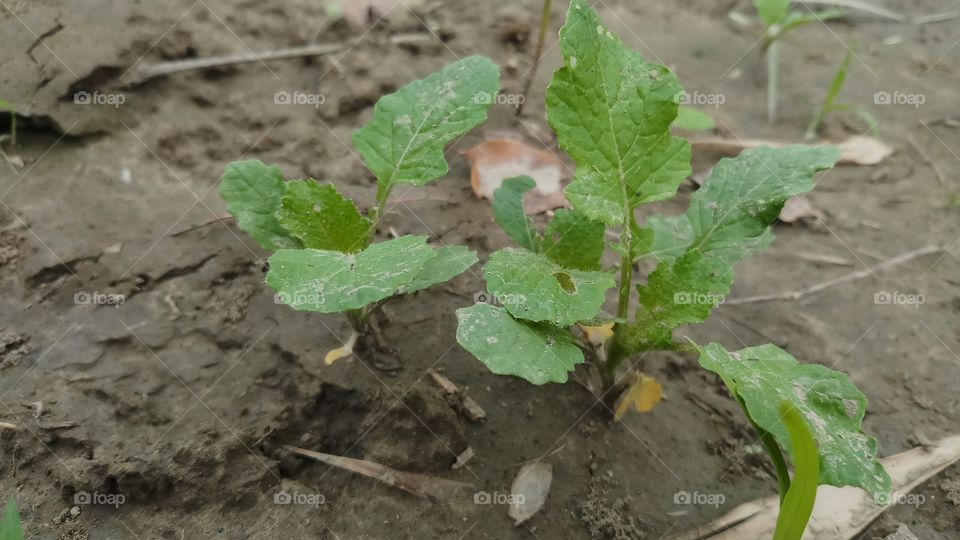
[1,0,959,538]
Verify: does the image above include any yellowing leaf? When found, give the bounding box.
[578,322,614,346]
[613,372,663,419]
[324,330,359,365]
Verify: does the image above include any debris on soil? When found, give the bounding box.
[508,461,553,525]
[691,135,894,165]
[429,370,487,422]
[612,371,663,419]
[579,477,646,540]
[452,446,474,470]
[940,476,960,506]
[0,330,31,369]
[462,138,569,214]
[884,524,920,540]
[778,197,824,225]
[281,444,473,502]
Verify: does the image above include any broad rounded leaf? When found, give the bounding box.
[278,180,372,253]
[456,303,583,385]
[399,245,478,294]
[546,0,691,226]
[267,235,436,313]
[352,56,500,196]
[483,248,615,327]
[697,343,891,500]
[541,209,605,271]
[219,160,300,250]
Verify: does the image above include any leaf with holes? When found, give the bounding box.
[483,248,614,327]
[697,342,891,500]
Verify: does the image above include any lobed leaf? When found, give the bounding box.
[697,343,891,500]
[219,160,301,250]
[483,248,615,327]
[278,180,372,253]
[267,235,436,313]
[456,303,583,385]
[546,0,691,226]
[541,209,606,271]
[352,56,500,198]
[493,176,540,251]
[399,245,478,295]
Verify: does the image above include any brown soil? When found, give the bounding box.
[1,0,959,538]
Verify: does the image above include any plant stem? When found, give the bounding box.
[766,41,779,124]
[516,0,553,117]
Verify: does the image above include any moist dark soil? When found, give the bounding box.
[1,0,959,538]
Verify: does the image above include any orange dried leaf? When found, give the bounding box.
[613,373,663,419]
[462,138,569,214]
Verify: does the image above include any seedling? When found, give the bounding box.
[456,0,890,526]
[0,497,23,540]
[219,56,500,366]
[805,47,876,140]
[753,0,846,122]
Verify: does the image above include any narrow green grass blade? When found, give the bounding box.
[773,402,819,540]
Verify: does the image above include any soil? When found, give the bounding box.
[1,0,959,538]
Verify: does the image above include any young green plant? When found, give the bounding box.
[753,0,846,122]
[805,47,876,140]
[455,0,890,527]
[219,57,500,366]
[0,497,23,540]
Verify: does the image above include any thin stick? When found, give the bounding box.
[913,10,960,25]
[124,43,344,84]
[516,0,553,117]
[725,244,943,305]
[766,42,779,124]
[909,131,948,187]
[280,444,473,501]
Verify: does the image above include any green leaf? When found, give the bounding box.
[754,0,789,26]
[456,303,583,384]
[773,401,819,540]
[697,343,891,500]
[541,209,606,271]
[634,214,692,262]
[483,248,615,327]
[352,56,500,199]
[267,235,436,313]
[219,160,301,250]
[629,250,732,348]
[277,180,372,253]
[546,0,691,226]
[493,176,540,251]
[0,497,23,540]
[399,245,478,294]
[675,106,716,131]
